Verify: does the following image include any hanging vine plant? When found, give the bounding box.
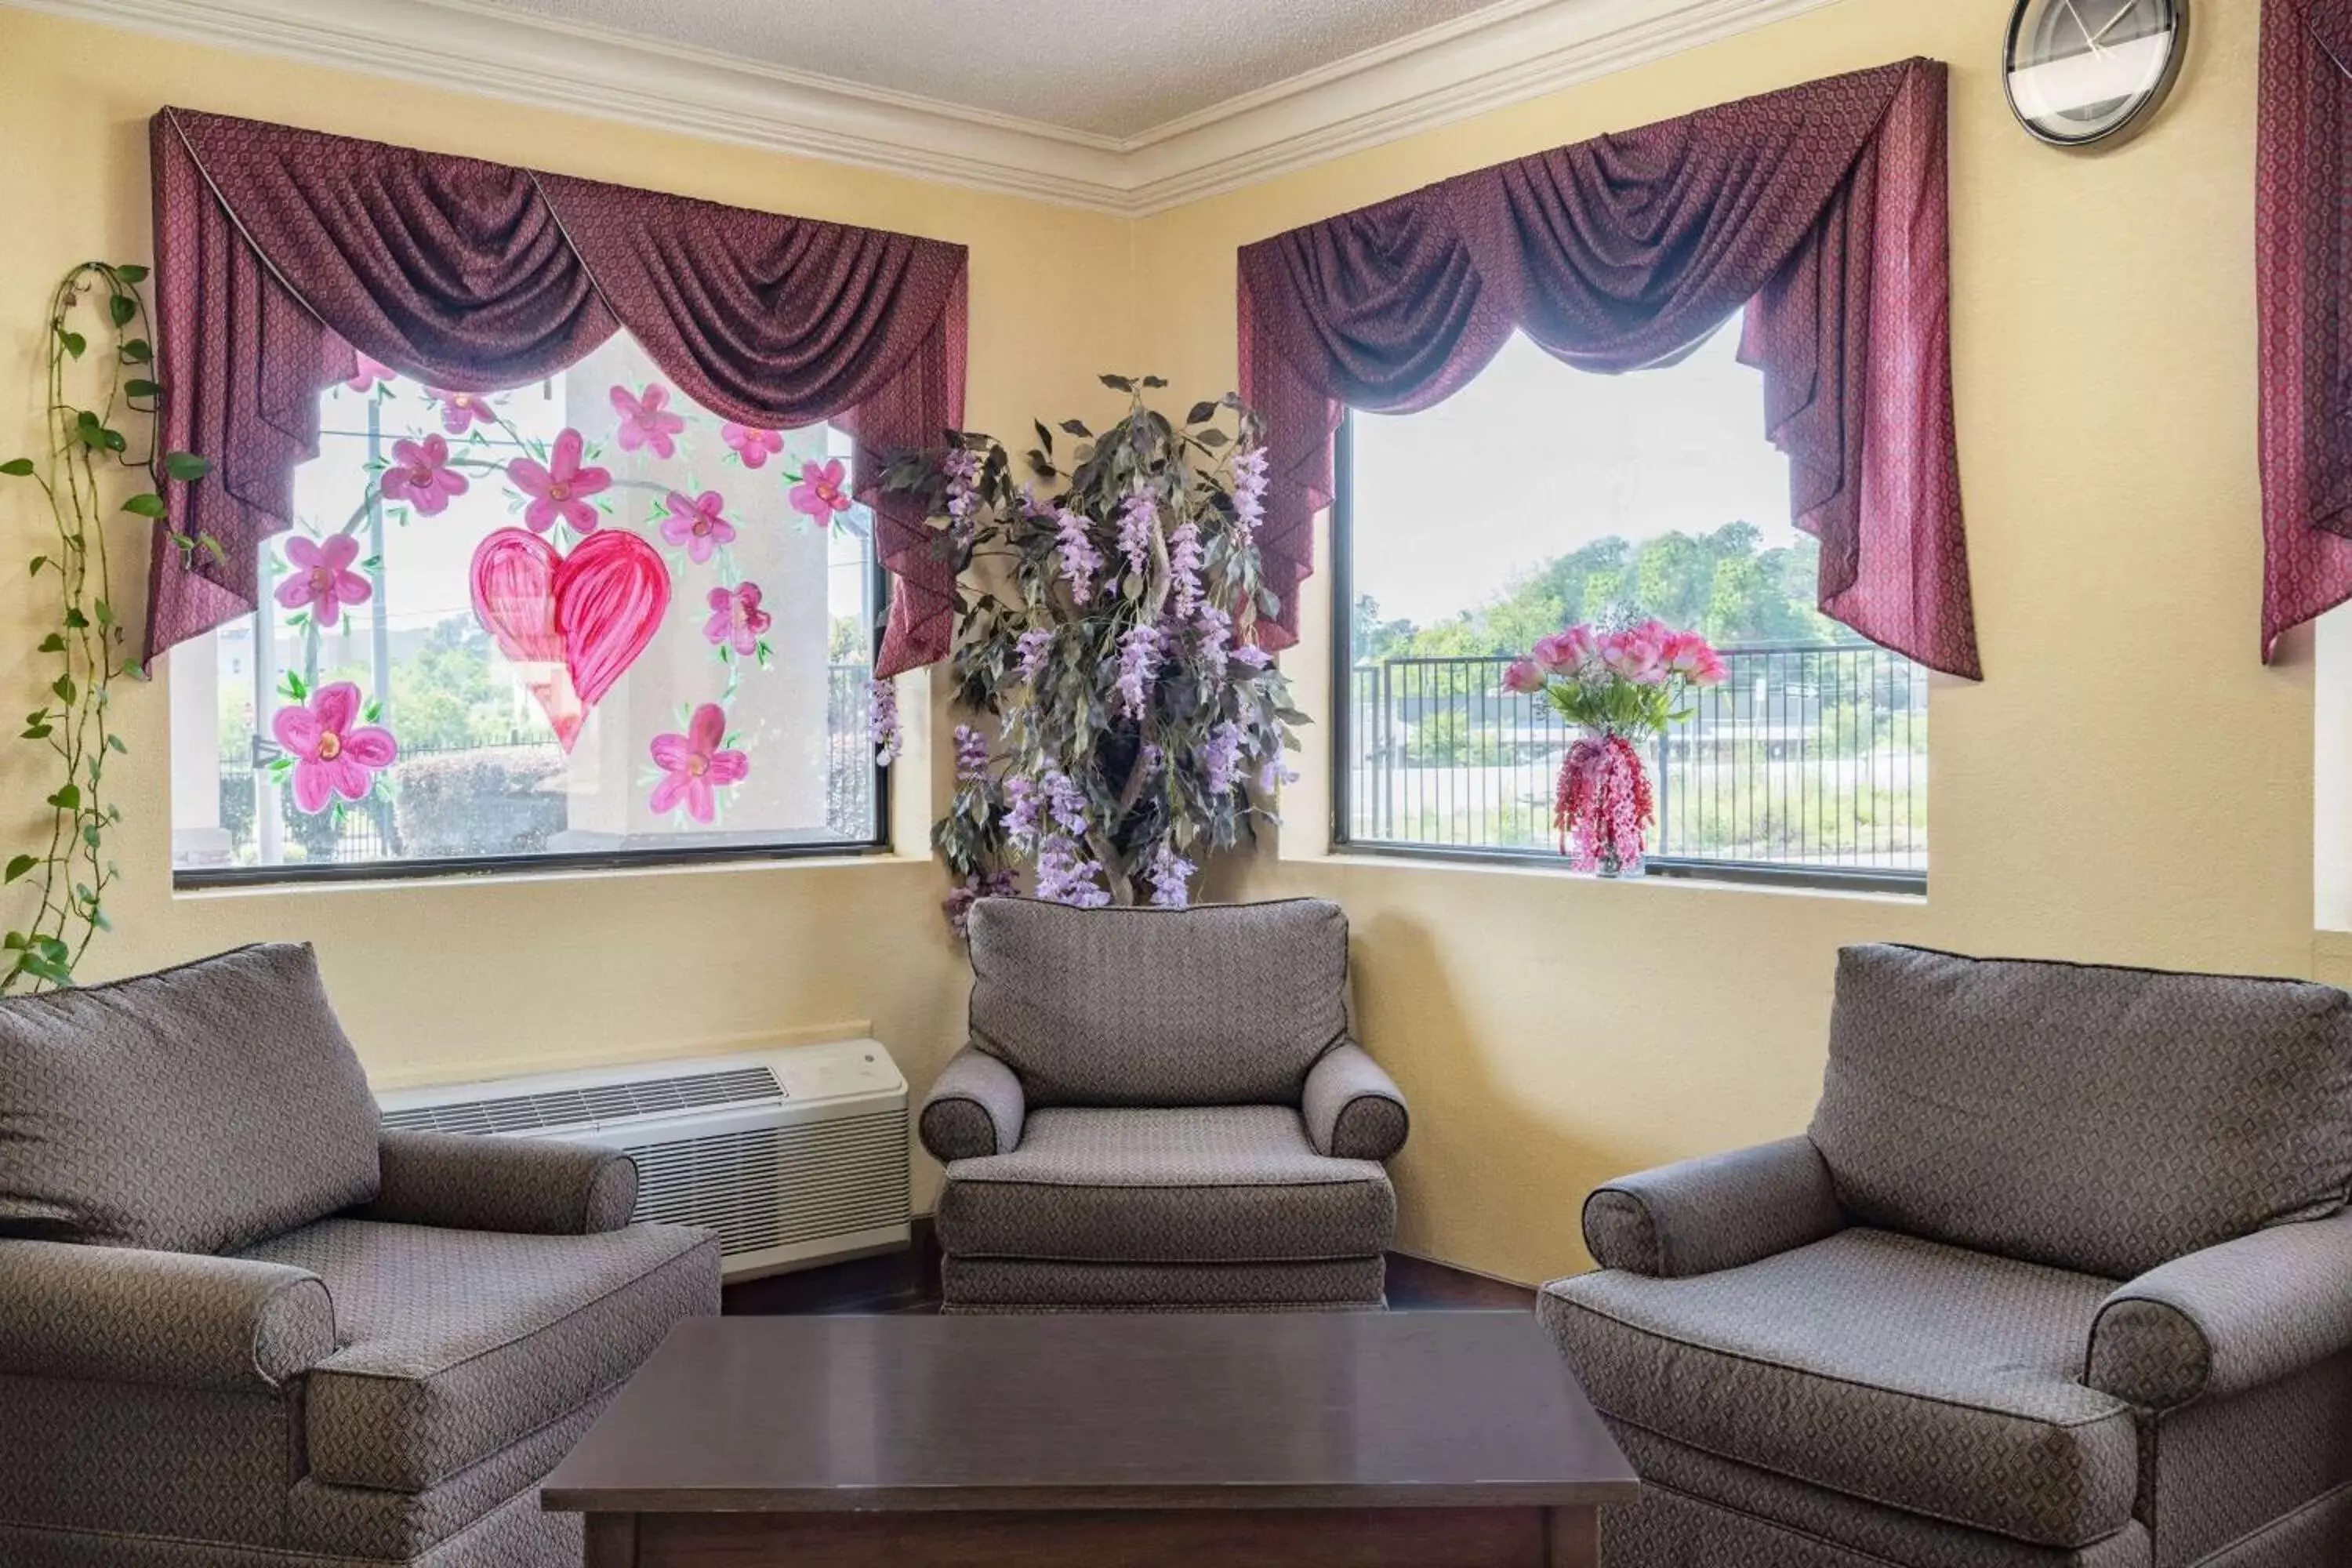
[1,261,210,992]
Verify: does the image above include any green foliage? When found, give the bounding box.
[886,380,1301,909]
[387,619,518,753]
[2,261,198,993]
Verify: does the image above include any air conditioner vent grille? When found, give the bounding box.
[625,1108,909,1257]
[379,1065,782,1136]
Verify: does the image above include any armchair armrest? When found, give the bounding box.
[0,1237,333,1392]
[2085,1210,2352,1410]
[351,1129,637,1235]
[1303,1042,1410,1160]
[920,1047,1026,1161]
[1582,1135,1843,1278]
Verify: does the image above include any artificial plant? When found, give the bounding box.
[1,262,211,990]
[882,375,1303,925]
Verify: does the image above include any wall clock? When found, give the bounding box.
[2004,0,2188,149]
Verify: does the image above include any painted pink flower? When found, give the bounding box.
[789,458,854,527]
[660,489,736,564]
[344,353,395,393]
[1533,625,1596,675]
[703,582,772,657]
[721,423,784,470]
[274,534,372,628]
[612,383,686,459]
[506,427,610,535]
[379,434,468,515]
[1502,659,1545,695]
[426,387,498,435]
[272,682,397,816]
[648,702,749,824]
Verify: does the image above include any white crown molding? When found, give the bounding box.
[9,0,1842,216]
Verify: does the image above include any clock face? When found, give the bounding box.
[2005,0,2187,147]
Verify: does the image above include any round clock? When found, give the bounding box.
[2004,0,2188,149]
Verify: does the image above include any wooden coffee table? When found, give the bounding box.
[543,1309,1638,1566]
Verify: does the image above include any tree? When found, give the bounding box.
[388,618,510,753]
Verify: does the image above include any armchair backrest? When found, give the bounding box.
[1809,943,2352,1279]
[965,898,1349,1109]
[0,942,380,1255]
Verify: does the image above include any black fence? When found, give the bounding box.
[1342,644,1927,881]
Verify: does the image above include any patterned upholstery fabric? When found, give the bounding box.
[2196,1485,2352,1568]
[1542,1228,2140,1548]
[1811,945,2352,1279]
[354,1130,638,1235]
[918,1047,1027,1161]
[241,1218,718,1491]
[0,1237,332,1389]
[936,1105,1394,1263]
[1300,1043,1409,1160]
[1581,1134,1846,1277]
[0,943,380,1254]
[964,898,1349,1108]
[0,1483,584,1567]
[1606,1420,2154,1568]
[2087,1210,2352,1410]
[941,1254,1387,1310]
[1598,1476,2152,1568]
[2140,1349,2352,1568]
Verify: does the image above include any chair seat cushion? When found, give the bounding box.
[242,1218,717,1492]
[935,1105,1394,1263]
[1541,1229,2140,1550]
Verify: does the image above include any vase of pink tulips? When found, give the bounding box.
[1504,621,1728,877]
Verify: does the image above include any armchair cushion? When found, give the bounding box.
[2085,1209,2352,1409]
[935,1105,1394,1263]
[353,1129,637,1234]
[1581,1136,1843,1277]
[966,898,1349,1108]
[919,1047,1027,1161]
[0,1236,333,1392]
[0,942,380,1254]
[1541,1228,2140,1549]
[241,1217,718,1492]
[1810,944,2352,1279]
[1301,1043,1409,1160]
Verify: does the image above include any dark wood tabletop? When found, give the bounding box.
[543,1309,1639,1516]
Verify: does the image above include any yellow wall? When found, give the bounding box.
[1138,0,2304,1283]
[0,0,2314,1283]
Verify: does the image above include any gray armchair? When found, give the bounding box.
[920,898,1407,1312]
[1542,943,2352,1568]
[0,943,720,1568]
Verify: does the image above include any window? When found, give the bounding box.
[1334,324,1928,889]
[169,333,886,884]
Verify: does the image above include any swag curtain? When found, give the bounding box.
[147,107,967,677]
[2259,0,2352,659]
[1238,58,1980,680]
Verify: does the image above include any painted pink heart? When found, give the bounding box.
[469,528,670,751]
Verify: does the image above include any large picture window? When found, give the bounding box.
[1334,326,1928,890]
[169,336,885,884]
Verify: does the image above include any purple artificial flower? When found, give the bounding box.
[1195,604,1232,683]
[1231,444,1269,541]
[1168,520,1204,620]
[1054,508,1103,604]
[943,868,1020,937]
[1139,742,1166,778]
[1259,756,1299,796]
[1044,769,1090,840]
[1203,720,1243,797]
[1147,840,1196,909]
[1116,485,1156,579]
[868,677,902,766]
[1034,837,1111,908]
[953,724,991,783]
[1116,624,1162,719]
[1002,775,1042,851]
[1232,641,1272,672]
[1016,626,1055,681]
[942,447,982,542]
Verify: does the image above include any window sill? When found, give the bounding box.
[1307,844,1926,904]
[171,843,924,900]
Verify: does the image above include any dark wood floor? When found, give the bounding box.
[722,1221,1534,1316]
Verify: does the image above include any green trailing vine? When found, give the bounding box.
[0,261,210,992]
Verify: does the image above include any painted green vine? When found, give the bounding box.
[1,261,210,992]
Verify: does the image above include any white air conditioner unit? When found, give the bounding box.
[375,1040,909,1281]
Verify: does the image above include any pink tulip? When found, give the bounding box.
[648,702,750,823]
[1533,625,1596,674]
[506,428,610,535]
[379,434,468,516]
[1503,659,1545,694]
[272,682,397,815]
[273,534,372,628]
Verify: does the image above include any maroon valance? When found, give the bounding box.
[147,107,967,676]
[1239,58,1979,678]
[2259,0,2352,659]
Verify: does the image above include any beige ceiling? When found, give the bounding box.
[430,0,1519,140]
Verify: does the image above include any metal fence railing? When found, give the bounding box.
[1342,644,1927,881]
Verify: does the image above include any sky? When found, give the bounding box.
[1347,319,1797,628]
